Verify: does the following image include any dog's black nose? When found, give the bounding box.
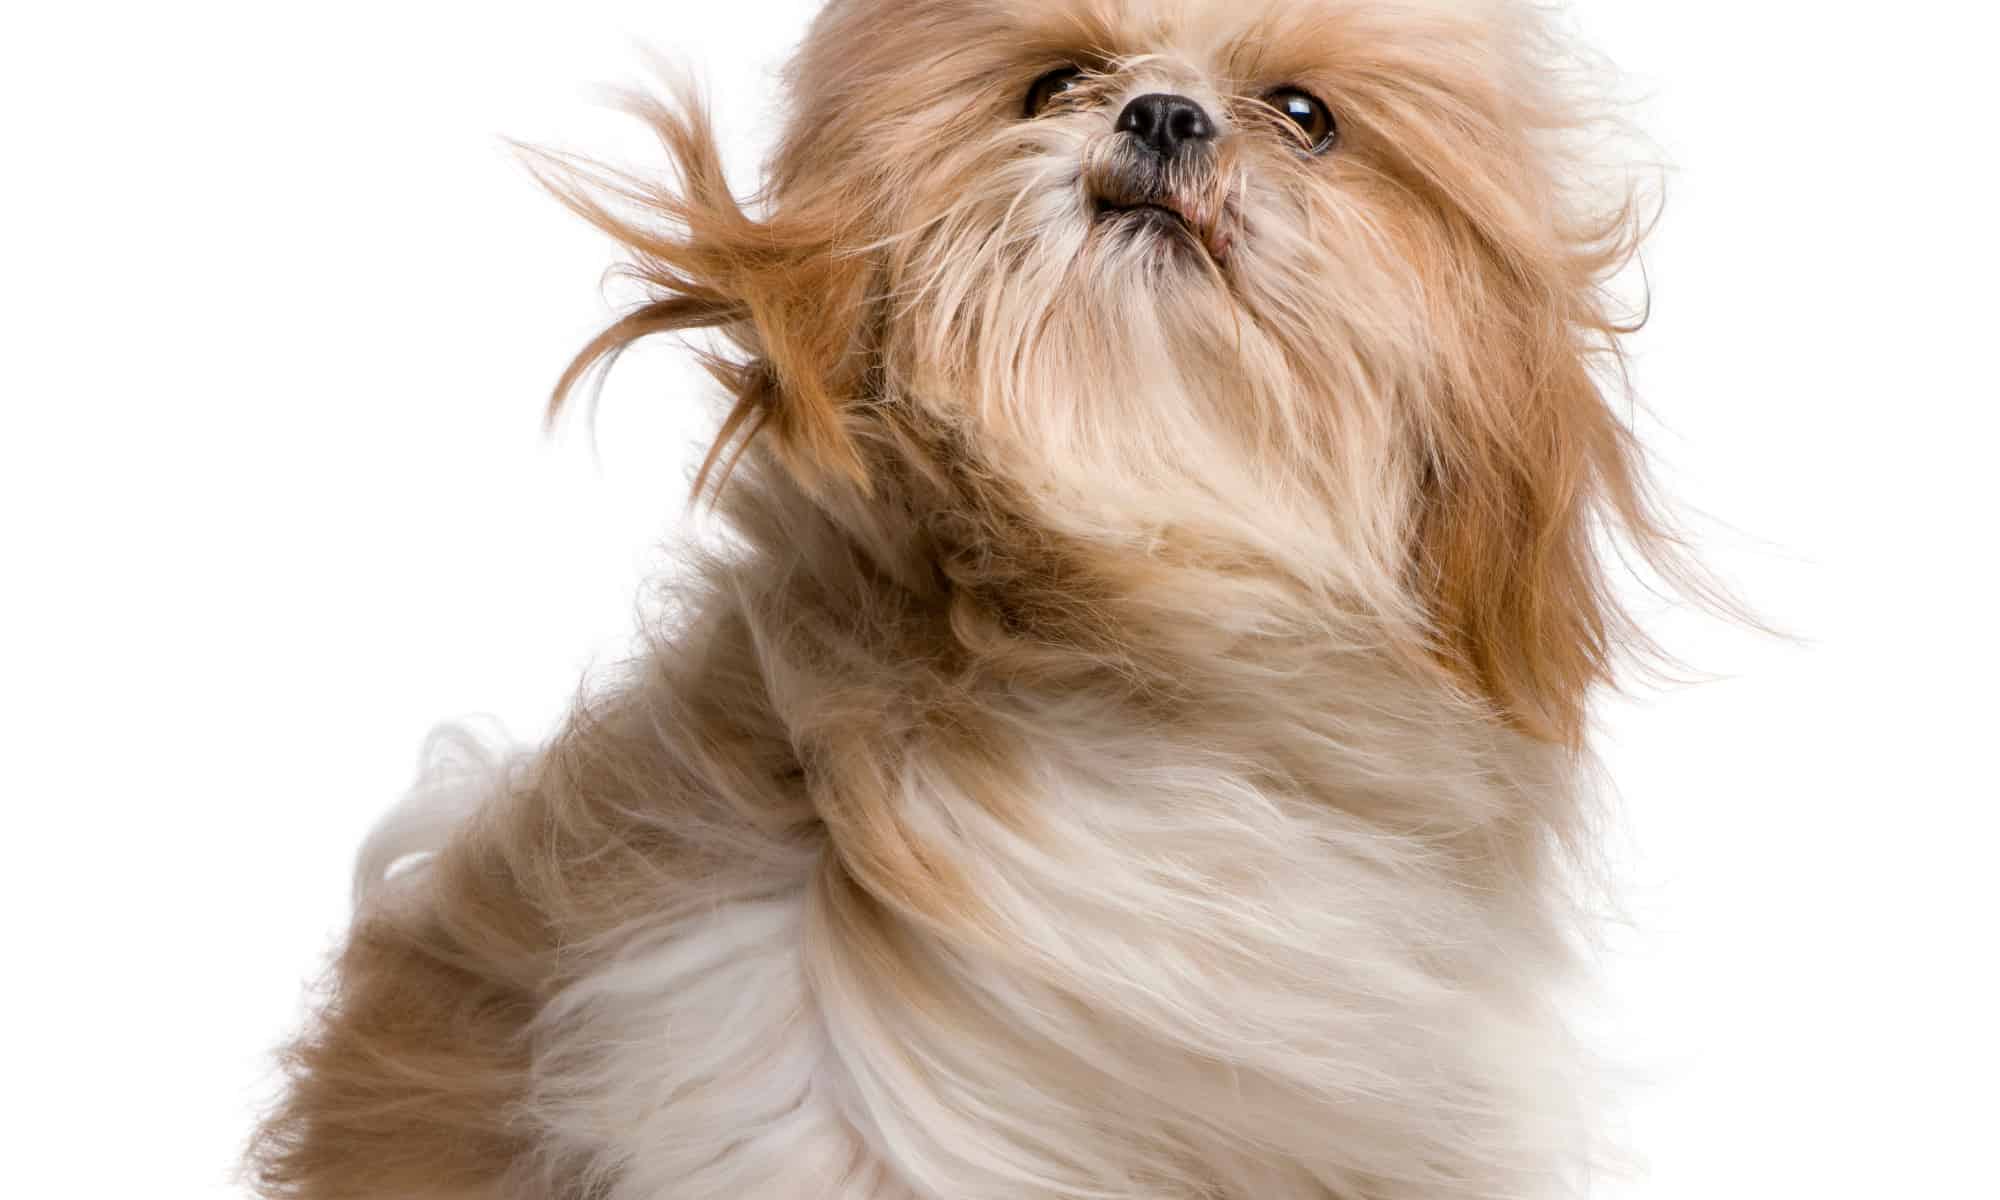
[1115,93,1215,160]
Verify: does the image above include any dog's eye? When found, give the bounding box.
[1266,87,1337,153]
[1025,67,1085,118]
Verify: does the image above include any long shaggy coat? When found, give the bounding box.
[251,2,1701,1197]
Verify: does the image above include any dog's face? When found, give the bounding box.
[759,0,1654,740]
[547,0,1673,744]
[776,0,1593,483]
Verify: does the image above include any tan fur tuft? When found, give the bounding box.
[524,91,876,497]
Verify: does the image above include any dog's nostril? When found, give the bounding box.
[1115,93,1215,160]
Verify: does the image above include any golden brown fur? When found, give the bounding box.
[252,2,1704,1197]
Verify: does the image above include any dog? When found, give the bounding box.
[251,1,1700,1196]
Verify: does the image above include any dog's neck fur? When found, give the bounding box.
[704,424,1583,899]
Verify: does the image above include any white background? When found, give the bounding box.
[5,2,1995,1196]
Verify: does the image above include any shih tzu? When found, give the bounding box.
[252,1,1703,1197]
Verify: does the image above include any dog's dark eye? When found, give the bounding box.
[1025,67,1085,118]
[1266,87,1337,153]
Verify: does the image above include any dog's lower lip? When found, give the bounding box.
[1099,201,1189,227]
[1093,197,1228,264]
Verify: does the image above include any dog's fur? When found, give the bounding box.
[251,1,1698,1196]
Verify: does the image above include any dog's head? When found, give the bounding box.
[542,0,1686,745]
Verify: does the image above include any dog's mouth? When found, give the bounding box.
[1092,194,1233,265]
[1097,200,1192,237]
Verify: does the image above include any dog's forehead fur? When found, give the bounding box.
[784,0,1535,116]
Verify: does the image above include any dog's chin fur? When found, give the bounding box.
[251,2,1703,1197]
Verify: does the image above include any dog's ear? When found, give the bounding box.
[1408,202,1680,748]
[527,91,873,497]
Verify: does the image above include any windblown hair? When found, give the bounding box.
[252,2,1705,1198]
